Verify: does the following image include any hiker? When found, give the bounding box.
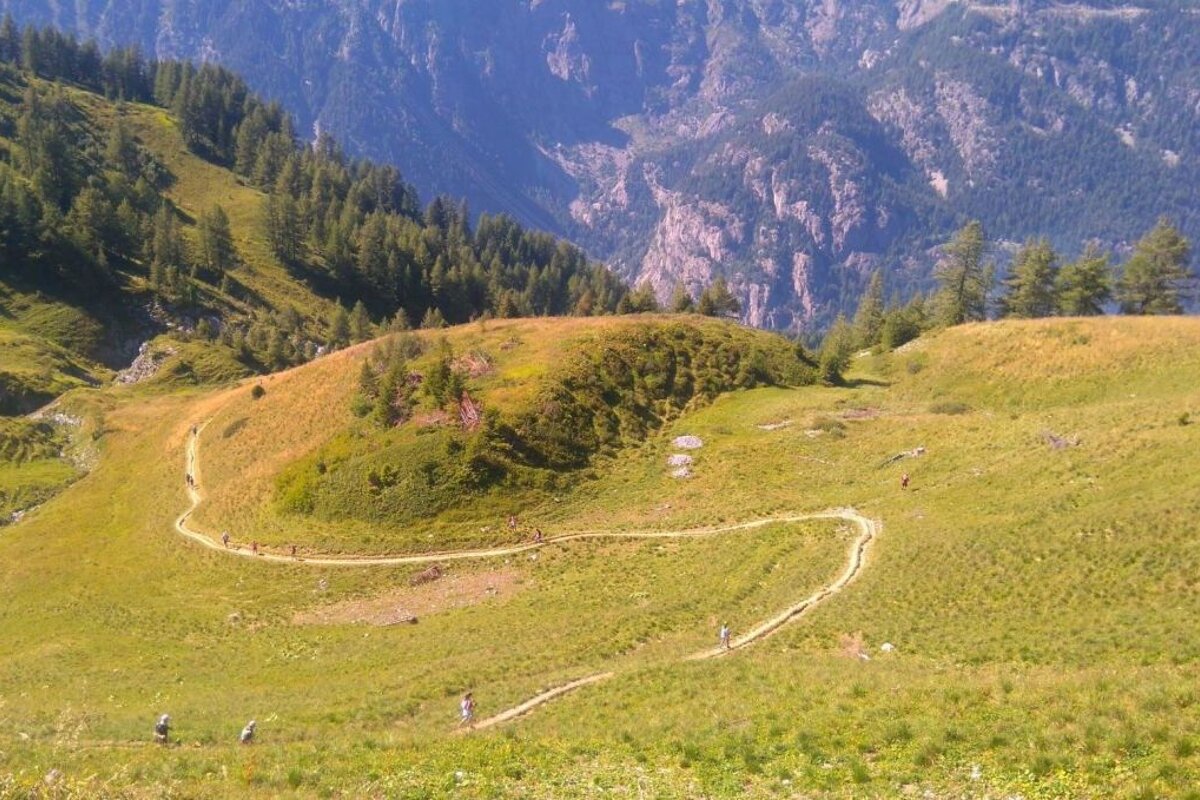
[719,622,731,650]
[240,720,256,745]
[221,531,231,548]
[290,544,298,559]
[154,714,170,745]
[251,541,259,556]
[533,529,543,544]
[900,473,910,490]
[507,515,518,530]
[459,692,476,727]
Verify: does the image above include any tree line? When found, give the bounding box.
[819,217,1196,382]
[2,19,754,379]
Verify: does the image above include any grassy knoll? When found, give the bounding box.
[1,316,1199,797]
[193,315,814,553]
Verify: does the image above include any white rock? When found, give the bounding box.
[672,436,704,450]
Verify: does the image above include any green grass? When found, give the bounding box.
[195,316,814,553]
[1,316,1200,797]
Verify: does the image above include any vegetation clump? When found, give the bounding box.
[275,320,817,526]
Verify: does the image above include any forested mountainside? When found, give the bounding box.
[2,0,1195,329]
[0,33,627,415]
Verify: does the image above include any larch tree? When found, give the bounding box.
[933,220,992,326]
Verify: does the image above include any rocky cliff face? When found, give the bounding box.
[5,0,1196,329]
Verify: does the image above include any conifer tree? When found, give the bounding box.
[670,281,695,313]
[0,15,18,64]
[852,269,885,348]
[197,205,235,279]
[1001,238,1059,318]
[1117,218,1194,315]
[697,277,740,317]
[349,300,373,343]
[818,314,855,384]
[934,220,992,326]
[327,305,351,349]
[1056,246,1112,316]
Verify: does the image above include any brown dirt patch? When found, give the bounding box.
[293,567,524,627]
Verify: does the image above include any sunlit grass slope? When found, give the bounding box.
[194,315,815,553]
[1,316,1199,798]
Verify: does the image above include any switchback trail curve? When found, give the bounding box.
[178,422,881,730]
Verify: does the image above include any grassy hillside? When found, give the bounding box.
[1,316,1199,798]
[194,315,816,553]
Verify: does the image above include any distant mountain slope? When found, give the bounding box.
[2,1,1197,328]
[0,46,627,416]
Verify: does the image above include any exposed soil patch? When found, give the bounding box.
[840,407,880,420]
[293,568,523,627]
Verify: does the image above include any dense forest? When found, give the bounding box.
[0,19,642,378]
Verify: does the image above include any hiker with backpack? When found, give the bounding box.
[459,692,476,728]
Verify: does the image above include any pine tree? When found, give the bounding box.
[625,284,660,313]
[421,307,447,329]
[1116,218,1194,315]
[197,204,235,279]
[933,220,992,326]
[66,185,114,259]
[818,314,855,384]
[1001,238,1059,318]
[357,359,379,399]
[670,281,695,313]
[349,300,373,343]
[327,305,351,349]
[852,269,885,348]
[880,294,927,351]
[0,15,20,64]
[1056,246,1112,316]
[697,277,740,317]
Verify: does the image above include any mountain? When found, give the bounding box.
[2,1,1198,328]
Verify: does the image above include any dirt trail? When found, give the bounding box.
[178,423,880,730]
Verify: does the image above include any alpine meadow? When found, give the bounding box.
[1,6,1199,800]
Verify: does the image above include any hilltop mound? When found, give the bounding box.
[194,315,817,552]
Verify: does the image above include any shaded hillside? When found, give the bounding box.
[0,40,629,414]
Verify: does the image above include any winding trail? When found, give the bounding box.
[179,422,881,730]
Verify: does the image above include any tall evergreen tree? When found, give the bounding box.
[196,205,235,279]
[852,269,885,348]
[1056,246,1112,316]
[1116,218,1194,315]
[0,15,19,64]
[669,281,695,313]
[1001,238,1059,318]
[818,314,855,384]
[933,220,992,326]
[328,305,351,349]
[349,300,373,343]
